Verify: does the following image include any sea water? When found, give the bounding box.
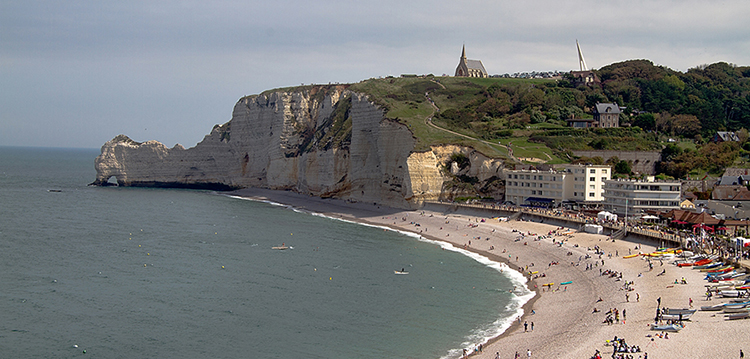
[0,147,532,359]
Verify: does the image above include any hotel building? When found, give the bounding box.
[602,178,681,217]
[504,165,611,207]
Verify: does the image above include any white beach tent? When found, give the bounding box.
[597,211,617,221]
[584,223,604,234]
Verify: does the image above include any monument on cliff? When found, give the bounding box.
[570,40,599,86]
[454,45,488,78]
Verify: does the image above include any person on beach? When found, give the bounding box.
[524,321,528,332]
[527,348,531,358]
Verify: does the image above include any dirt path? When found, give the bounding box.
[423,89,518,162]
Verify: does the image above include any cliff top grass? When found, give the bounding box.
[350,76,551,158]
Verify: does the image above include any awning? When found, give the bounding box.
[525,197,554,203]
[693,223,715,232]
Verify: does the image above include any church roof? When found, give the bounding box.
[466,59,487,74]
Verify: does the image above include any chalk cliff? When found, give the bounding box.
[93,86,505,208]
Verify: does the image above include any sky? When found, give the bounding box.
[2,1,750,149]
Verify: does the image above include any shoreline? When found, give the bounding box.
[227,188,748,359]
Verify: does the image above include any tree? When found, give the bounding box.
[614,160,632,175]
[672,114,702,137]
[655,112,672,134]
[737,128,749,144]
[632,113,656,131]
[661,143,683,162]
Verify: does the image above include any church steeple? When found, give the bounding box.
[461,44,467,60]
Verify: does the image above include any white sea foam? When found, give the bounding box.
[226,194,536,359]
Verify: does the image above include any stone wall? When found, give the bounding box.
[572,150,661,174]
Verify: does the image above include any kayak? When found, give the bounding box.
[560,281,573,285]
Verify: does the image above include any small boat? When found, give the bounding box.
[701,303,726,311]
[272,246,289,250]
[664,308,696,315]
[701,265,731,273]
[726,312,750,320]
[720,290,742,298]
[623,254,639,259]
[560,281,573,285]
[394,270,409,275]
[650,323,683,332]
[723,305,749,313]
[706,266,734,273]
[695,261,721,268]
[661,313,692,321]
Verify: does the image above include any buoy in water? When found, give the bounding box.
[144,264,147,267]
[222,266,225,269]
[329,277,332,280]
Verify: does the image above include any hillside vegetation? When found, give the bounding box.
[346,60,750,178]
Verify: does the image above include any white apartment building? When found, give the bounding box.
[602,178,681,217]
[504,165,611,207]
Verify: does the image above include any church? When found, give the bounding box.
[454,45,488,78]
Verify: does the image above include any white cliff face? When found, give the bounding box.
[93,87,506,208]
[405,145,505,204]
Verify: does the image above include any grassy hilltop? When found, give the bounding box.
[264,60,750,179]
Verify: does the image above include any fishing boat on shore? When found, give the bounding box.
[664,308,696,315]
[701,303,727,311]
[726,312,750,320]
[650,323,683,331]
[723,305,749,313]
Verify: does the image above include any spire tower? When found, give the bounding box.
[576,40,588,71]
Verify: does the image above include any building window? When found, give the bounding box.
[590,185,595,189]
[589,192,595,197]
[601,177,607,182]
[602,169,608,174]
[589,177,595,181]
[590,169,596,174]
